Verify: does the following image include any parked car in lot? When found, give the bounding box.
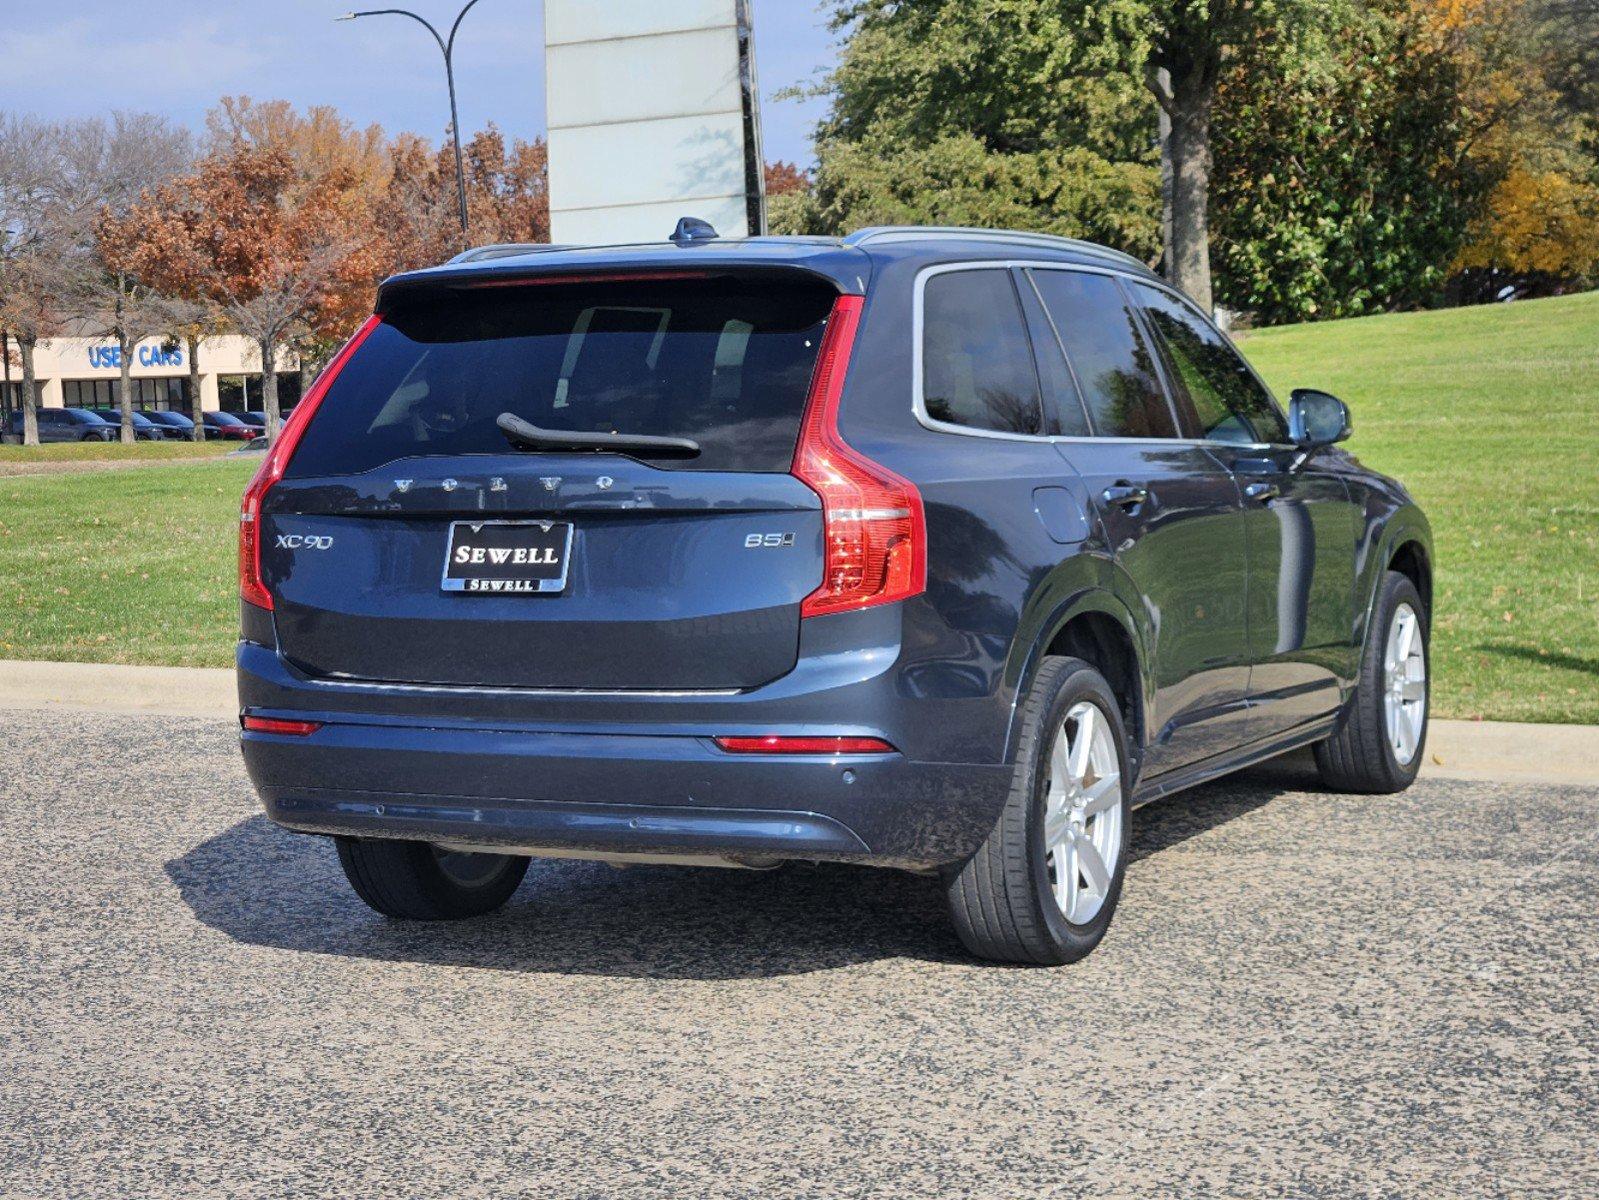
[140,410,198,438]
[235,410,269,430]
[4,407,118,442]
[202,411,255,440]
[86,408,167,440]
[238,225,1433,965]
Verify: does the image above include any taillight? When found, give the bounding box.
[241,715,323,736]
[791,295,926,618]
[240,315,382,610]
[713,735,897,755]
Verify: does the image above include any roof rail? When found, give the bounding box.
[844,226,1150,271]
[446,243,575,265]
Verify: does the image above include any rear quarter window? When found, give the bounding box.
[919,269,1044,436]
[286,275,837,478]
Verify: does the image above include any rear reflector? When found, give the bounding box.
[241,715,323,737]
[791,294,927,618]
[713,735,897,755]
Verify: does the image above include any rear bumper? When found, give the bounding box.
[245,720,1010,870]
[238,636,1013,870]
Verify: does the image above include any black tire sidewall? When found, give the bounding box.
[336,836,530,920]
[1027,662,1133,953]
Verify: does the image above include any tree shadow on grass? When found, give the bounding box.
[166,756,1313,980]
[1474,642,1599,679]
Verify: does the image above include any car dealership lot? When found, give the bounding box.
[1,706,1595,1199]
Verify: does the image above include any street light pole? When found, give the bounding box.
[339,0,484,241]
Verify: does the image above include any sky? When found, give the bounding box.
[0,0,839,167]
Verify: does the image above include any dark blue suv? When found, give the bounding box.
[238,227,1433,964]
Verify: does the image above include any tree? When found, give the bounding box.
[151,296,220,441]
[764,161,810,196]
[91,229,173,444]
[795,134,1161,257]
[0,115,173,444]
[375,125,549,274]
[205,96,390,202]
[1209,1,1492,321]
[0,114,73,446]
[0,248,76,446]
[1443,0,1599,294]
[67,113,191,442]
[804,1,1353,309]
[797,1,1160,255]
[764,161,814,239]
[115,144,379,440]
[1139,0,1348,311]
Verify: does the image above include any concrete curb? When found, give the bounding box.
[0,658,1594,786]
[0,659,236,721]
[1421,720,1599,787]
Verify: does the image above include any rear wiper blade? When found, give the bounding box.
[496,412,701,459]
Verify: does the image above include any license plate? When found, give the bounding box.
[441,521,573,594]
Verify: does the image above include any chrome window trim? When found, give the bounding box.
[910,258,1281,452]
[911,261,1053,443]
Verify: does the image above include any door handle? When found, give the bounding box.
[1102,484,1150,510]
[1244,481,1281,503]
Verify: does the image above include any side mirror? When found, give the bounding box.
[1289,389,1352,450]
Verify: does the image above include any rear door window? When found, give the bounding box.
[286,275,837,478]
[920,269,1044,435]
[1028,270,1178,439]
[1132,283,1289,445]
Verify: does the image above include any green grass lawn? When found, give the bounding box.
[0,291,1594,722]
[0,440,235,468]
[0,460,255,668]
[1242,289,1599,724]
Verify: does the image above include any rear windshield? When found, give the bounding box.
[286,274,838,478]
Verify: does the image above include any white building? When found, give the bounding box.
[1,331,300,416]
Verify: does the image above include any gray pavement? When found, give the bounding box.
[1,705,1596,1198]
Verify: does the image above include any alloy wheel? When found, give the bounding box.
[1043,701,1123,925]
[1383,601,1427,765]
[430,846,512,889]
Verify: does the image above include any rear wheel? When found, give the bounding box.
[335,837,530,920]
[946,656,1131,965]
[1314,570,1429,793]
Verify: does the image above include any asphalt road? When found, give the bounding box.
[2,707,1595,1199]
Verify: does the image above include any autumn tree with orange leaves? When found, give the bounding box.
[376,125,550,272]
[1431,0,1599,295]
[111,143,383,439]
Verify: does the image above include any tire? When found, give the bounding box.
[335,837,530,920]
[1314,570,1429,793]
[946,656,1132,965]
